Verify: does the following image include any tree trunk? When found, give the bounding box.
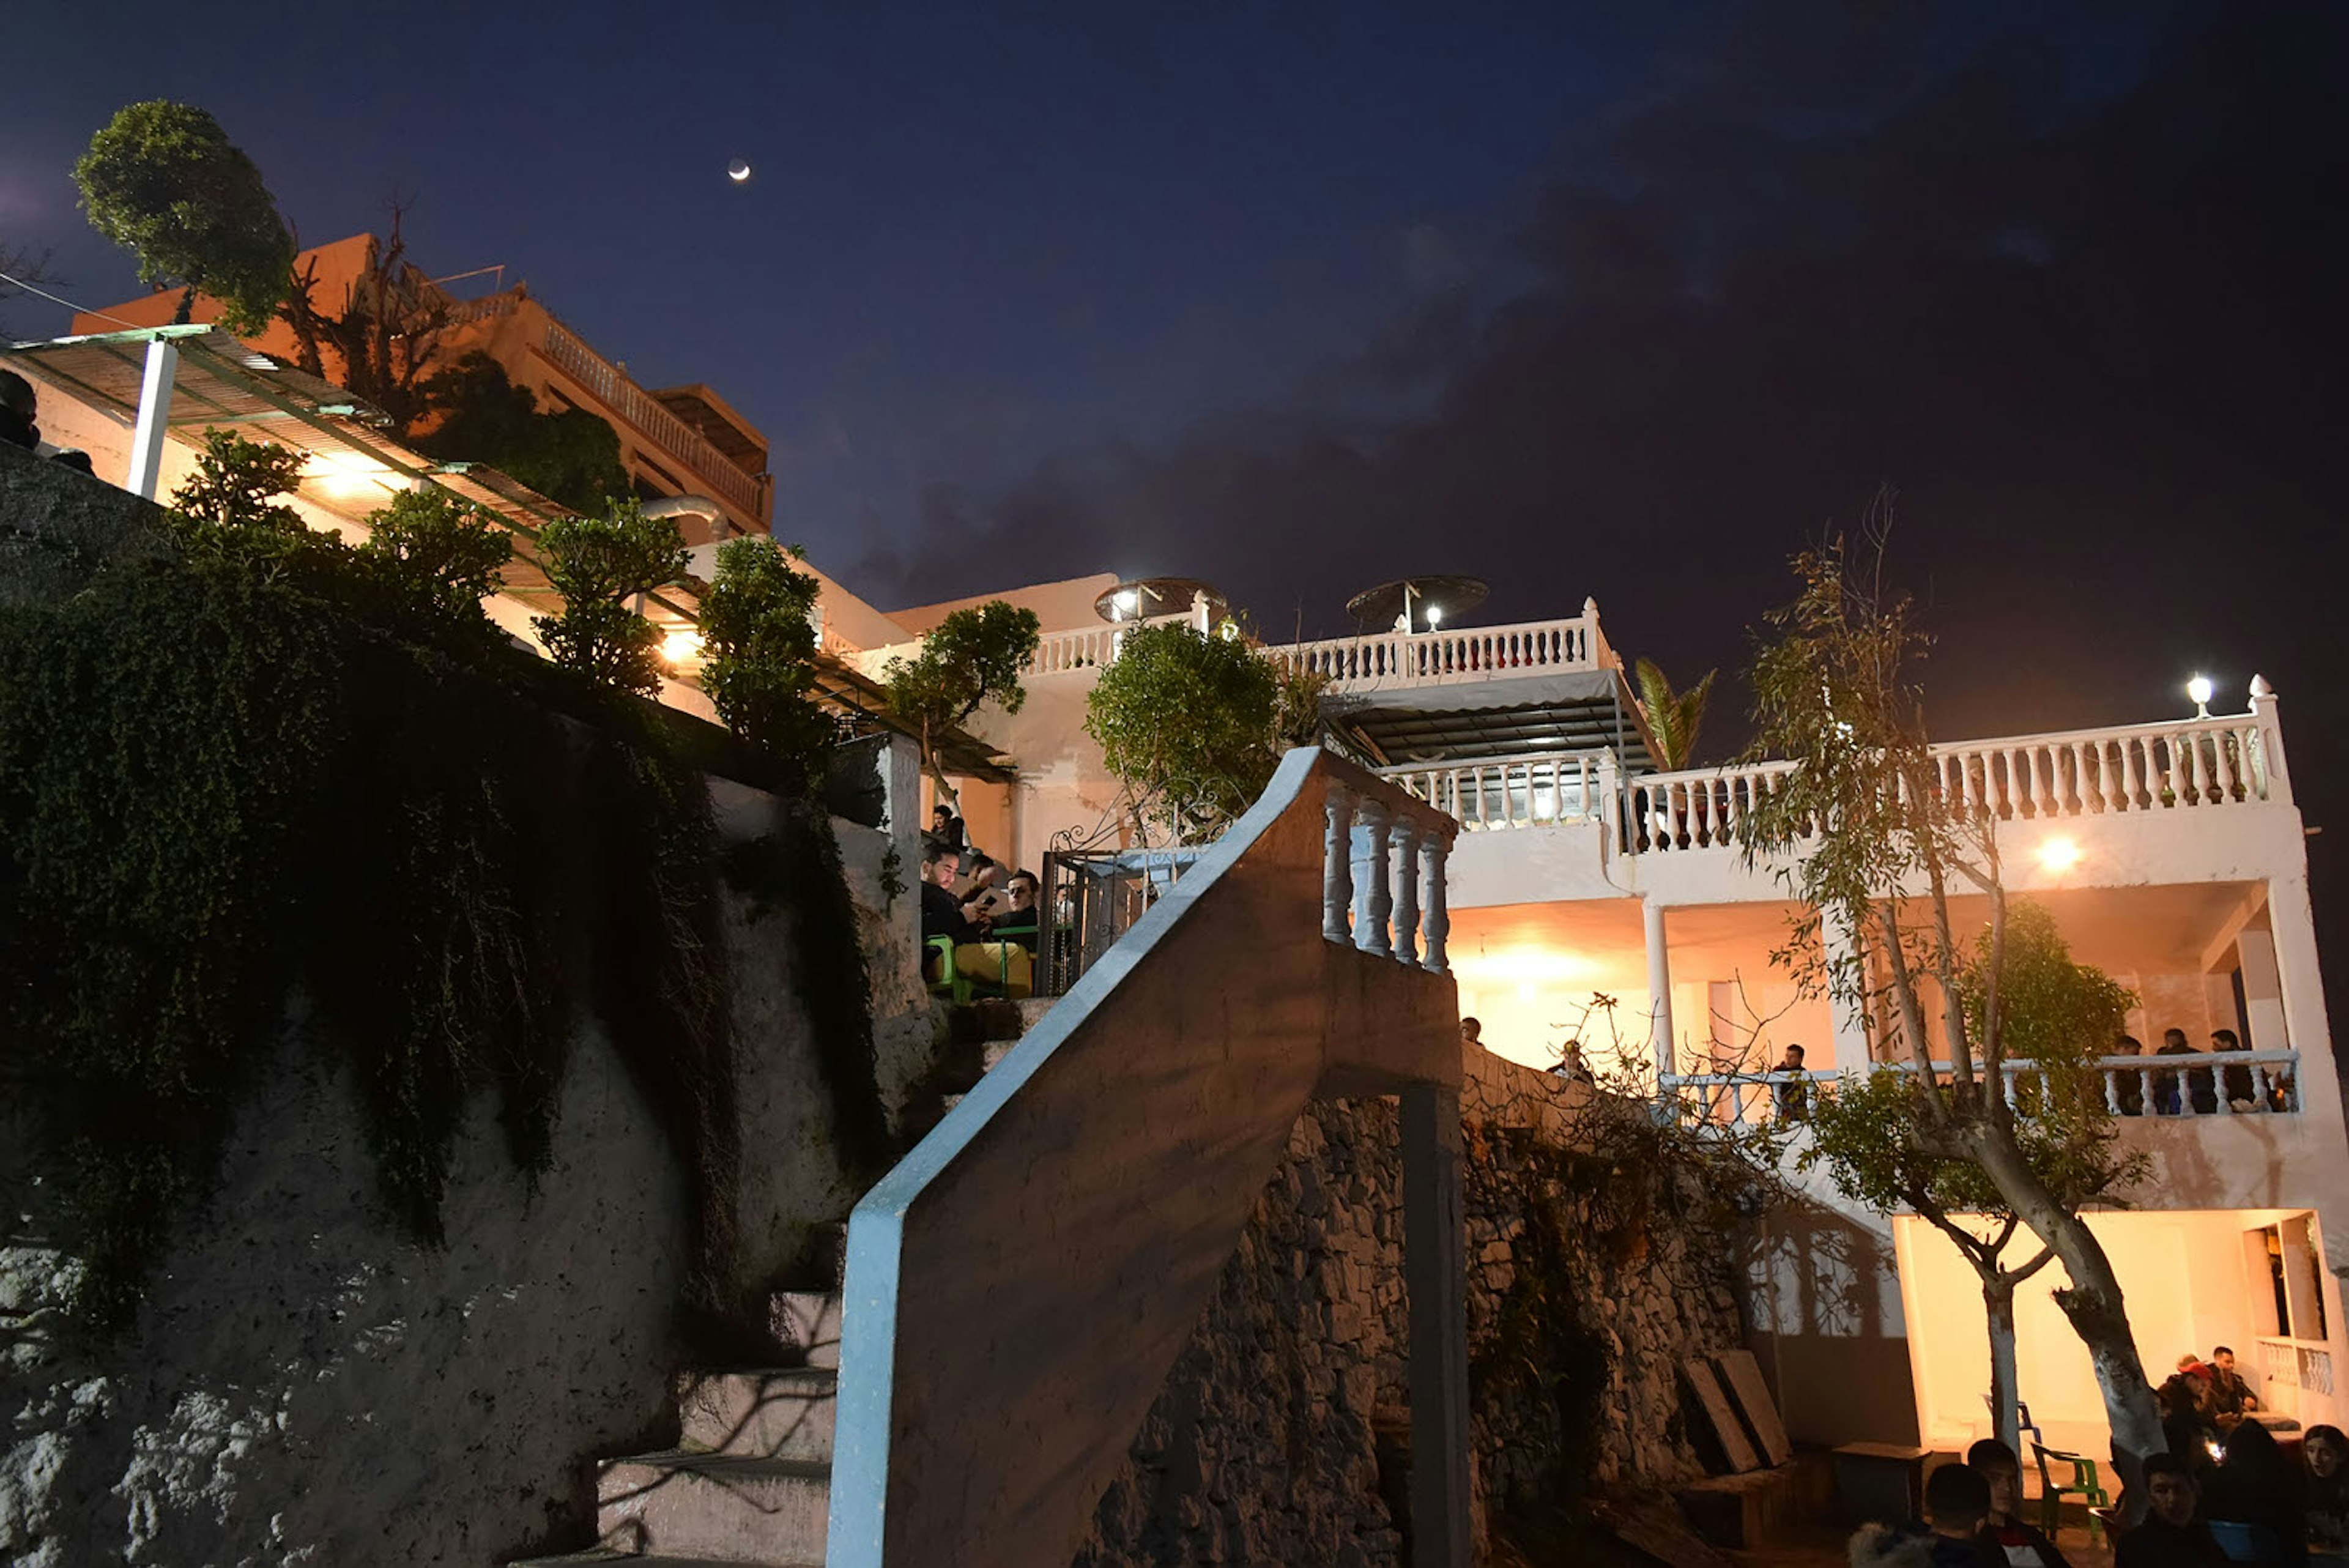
[1970,1129,2164,1518]
[1987,1279,2021,1455]
[173,283,196,325]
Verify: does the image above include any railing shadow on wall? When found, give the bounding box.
[825,748,1474,1568]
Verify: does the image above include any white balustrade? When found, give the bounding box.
[1272,611,1610,692]
[1321,778,1456,975]
[1379,754,1600,831]
[1628,710,2282,854]
[1659,1050,2303,1129]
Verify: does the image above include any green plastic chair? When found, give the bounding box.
[2032,1442,2110,1545]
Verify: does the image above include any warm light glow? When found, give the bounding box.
[662,628,705,666]
[1424,604,1443,628]
[303,450,410,500]
[2038,836,2082,873]
[2188,673,2215,710]
[1113,588,1140,617]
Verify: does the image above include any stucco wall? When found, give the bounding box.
[1074,1049,1748,1566]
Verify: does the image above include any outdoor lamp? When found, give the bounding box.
[2038,836,2081,874]
[2188,674,2214,716]
[1113,589,1139,619]
[1425,604,1443,628]
[662,628,705,667]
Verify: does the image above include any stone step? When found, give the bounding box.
[768,1292,841,1370]
[596,1452,829,1563]
[981,1039,1017,1072]
[1016,996,1055,1032]
[675,1367,836,1462]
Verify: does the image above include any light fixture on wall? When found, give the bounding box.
[2038,836,2082,874]
[2188,674,2214,716]
[661,628,705,667]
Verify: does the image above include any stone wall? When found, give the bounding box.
[1075,1049,1748,1566]
[0,447,921,1564]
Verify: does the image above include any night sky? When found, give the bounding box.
[7,2,2349,989]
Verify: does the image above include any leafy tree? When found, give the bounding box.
[1635,658,1716,770]
[1802,904,2143,1451]
[1085,621,1318,842]
[416,351,629,513]
[354,488,512,634]
[1742,529,2165,1503]
[698,537,831,783]
[75,101,294,333]
[882,601,1041,802]
[532,499,686,697]
[171,429,309,537]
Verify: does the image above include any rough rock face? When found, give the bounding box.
[1076,1058,1747,1567]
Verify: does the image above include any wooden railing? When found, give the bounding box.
[1626,704,2290,853]
[1377,752,1603,831]
[1658,1050,2305,1129]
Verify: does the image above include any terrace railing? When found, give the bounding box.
[1625,702,2289,854]
[535,316,766,520]
[1658,1050,2305,1129]
[1378,752,1605,831]
[1269,602,1615,693]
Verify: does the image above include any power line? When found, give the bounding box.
[0,270,153,332]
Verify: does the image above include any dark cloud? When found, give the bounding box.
[859,0,2349,901]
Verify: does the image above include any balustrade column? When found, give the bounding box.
[1392,819,1423,965]
[1644,900,1674,1076]
[1324,790,1356,943]
[1353,799,1393,957]
[1419,838,1450,975]
[2250,676,2292,804]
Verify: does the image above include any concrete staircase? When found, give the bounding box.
[512,1000,1044,1568]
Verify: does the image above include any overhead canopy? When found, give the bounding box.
[1095,575,1225,624]
[1326,666,1661,771]
[1344,574,1488,633]
[2,325,1016,780]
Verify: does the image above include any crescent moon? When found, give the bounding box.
[727,160,752,183]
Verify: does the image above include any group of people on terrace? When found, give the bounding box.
[2112,1030,2295,1117]
[918,805,1042,997]
[1855,1415,2349,1568]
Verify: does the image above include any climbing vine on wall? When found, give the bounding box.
[0,437,872,1329]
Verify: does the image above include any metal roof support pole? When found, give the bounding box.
[1402,1080,1473,1568]
[124,335,179,499]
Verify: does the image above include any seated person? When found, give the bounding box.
[2121,1454,2229,1568]
[984,870,1042,951]
[919,846,982,946]
[1969,1439,2073,1568]
[2301,1425,2349,1551]
[2209,1345,2263,1424]
[1772,1043,1811,1121]
[2208,1417,2307,1568]
[1849,1463,2003,1568]
[929,804,967,857]
[2155,1029,2216,1116]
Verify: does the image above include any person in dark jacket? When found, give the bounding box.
[2302,1425,2349,1551]
[918,845,981,946]
[2207,1416,2306,1567]
[2121,1454,2230,1568]
[1969,1440,2073,1568]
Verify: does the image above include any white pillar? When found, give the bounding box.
[2250,676,2293,805]
[2237,929,2289,1059]
[1823,907,1872,1071]
[1402,1082,1473,1568]
[1644,899,1675,1074]
[1391,819,1422,967]
[1351,798,1393,957]
[1419,838,1450,975]
[124,335,180,500]
[1323,790,1355,944]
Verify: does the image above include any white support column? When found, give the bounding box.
[1391,819,1422,967]
[1644,899,1675,1076]
[1351,798,1393,957]
[1402,1081,1473,1568]
[1419,837,1450,975]
[2237,929,2290,1058]
[124,335,180,500]
[1323,789,1355,944]
[2250,676,2293,805]
[1823,906,1872,1071]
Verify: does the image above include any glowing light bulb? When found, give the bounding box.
[2039,836,2081,873]
[2188,674,2214,713]
[662,628,705,666]
[1114,589,1139,616]
[1425,604,1443,628]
